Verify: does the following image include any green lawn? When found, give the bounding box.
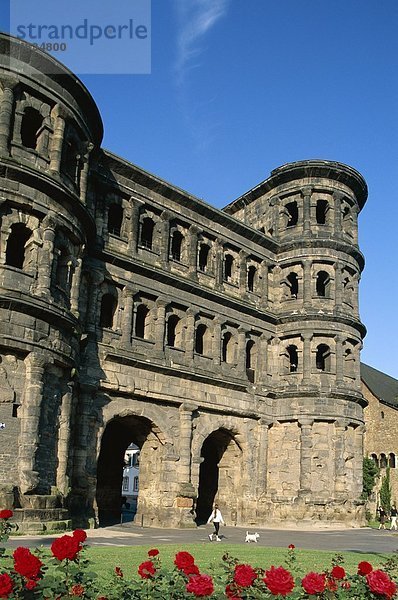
[83,544,396,583]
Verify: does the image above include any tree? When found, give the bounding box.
[380,466,392,512]
[362,457,379,500]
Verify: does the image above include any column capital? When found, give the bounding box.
[155,297,168,309]
[179,402,198,413]
[52,103,70,120]
[258,417,273,428]
[299,417,314,427]
[301,332,312,342]
[25,352,50,370]
[0,76,19,91]
[301,185,313,197]
[335,418,349,429]
[333,190,345,201]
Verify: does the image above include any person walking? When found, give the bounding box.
[377,506,387,530]
[207,503,225,541]
[390,505,398,530]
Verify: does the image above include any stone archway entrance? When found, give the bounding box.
[96,414,163,527]
[195,428,242,524]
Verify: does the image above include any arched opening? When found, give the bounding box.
[5,223,32,269]
[21,107,43,150]
[195,323,211,355]
[316,271,330,297]
[198,244,210,272]
[287,345,298,372]
[96,415,162,527]
[195,428,241,524]
[166,314,181,347]
[286,272,299,298]
[135,304,149,339]
[246,340,255,382]
[221,331,234,363]
[140,217,155,249]
[100,293,117,329]
[62,137,80,182]
[285,201,298,227]
[247,265,256,292]
[316,344,331,372]
[108,204,123,236]
[170,230,184,261]
[380,453,388,469]
[316,199,328,225]
[370,453,379,468]
[55,246,70,291]
[224,254,234,282]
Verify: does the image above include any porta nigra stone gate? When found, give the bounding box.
[0,34,368,532]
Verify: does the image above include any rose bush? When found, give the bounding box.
[0,511,397,598]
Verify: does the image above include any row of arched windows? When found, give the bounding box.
[282,198,353,231]
[370,453,396,469]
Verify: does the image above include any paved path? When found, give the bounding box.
[6,524,398,554]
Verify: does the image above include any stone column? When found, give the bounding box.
[334,419,349,498]
[299,418,314,495]
[268,337,280,383]
[257,333,271,384]
[178,403,197,488]
[79,143,94,204]
[73,385,95,491]
[212,318,222,365]
[256,419,272,497]
[214,239,224,290]
[188,225,198,280]
[18,353,49,494]
[121,286,135,346]
[302,186,312,235]
[303,260,312,307]
[239,251,248,295]
[36,214,57,298]
[351,207,359,245]
[334,262,343,310]
[335,335,344,385]
[259,260,269,308]
[185,308,196,361]
[159,211,170,268]
[237,327,247,374]
[49,106,67,173]
[128,197,143,255]
[0,78,17,155]
[333,192,343,235]
[302,333,312,384]
[352,425,365,498]
[86,270,104,334]
[56,380,74,494]
[352,273,360,317]
[70,257,83,317]
[154,299,167,352]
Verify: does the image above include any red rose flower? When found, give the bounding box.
[174,551,195,570]
[263,566,295,596]
[225,583,242,599]
[0,573,13,598]
[186,574,214,597]
[71,584,85,597]
[25,579,38,591]
[148,548,159,557]
[72,529,87,543]
[288,544,295,549]
[331,565,346,580]
[13,546,43,579]
[301,572,326,595]
[115,566,123,577]
[183,564,200,576]
[51,535,81,561]
[366,570,397,599]
[0,510,13,520]
[326,576,338,592]
[233,564,257,588]
[358,561,373,575]
[138,560,156,579]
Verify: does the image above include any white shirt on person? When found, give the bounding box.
[207,508,224,524]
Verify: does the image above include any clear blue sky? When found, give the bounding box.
[2,1,398,378]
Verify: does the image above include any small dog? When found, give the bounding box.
[245,531,259,543]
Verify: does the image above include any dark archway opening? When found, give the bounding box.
[195,428,234,524]
[96,415,151,527]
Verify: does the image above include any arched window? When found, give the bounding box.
[285,201,298,227]
[224,254,234,282]
[21,107,43,150]
[316,271,330,297]
[246,340,255,383]
[370,453,379,468]
[316,344,331,372]
[171,230,184,261]
[5,223,32,269]
[316,199,328,225]
[55,246,70,291]
[100,293,117,328]
[222,332,233,363]
[108,204,123,236]
[198,244,210,272]
[380,453,387,469]
[247,265,256,292]
[195,324,207,355]
[166,314,181,347]
[389,453,396,468]
[135,304,149,339]
[286,272,299,298]
[287,345,298,372]
[140,217,154,249]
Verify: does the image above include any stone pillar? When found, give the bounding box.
[257,333,271,384]
[237,327,247,374]
[36,214,56,298]
[335,335,344,385]
[18,353,49,494]
[268,337,280,382]
[185,308,196,360]
[49,106,67,173]
[334,419,349,498]
[73,385,95,491]
[159,211,170,268]
[0,79,17,155]
[239,251,248,295]
[212,318,222,365]
[214,239,224,290]
[353,425,365,498]
[79,143,94,204]
[352,207,359,245]
[70,257,83,317]
[302,186,312,235]
[128,198,143,254]
[299,418,314,495]
[303,260,312,307]
[334,262,343,310]
[352,273,360,317]
[86,270,104,334]
[333,192,343,235]
[121,286,135,346]
[302,333,312,384]
[188,225,198,280]
[178,403,197,488]
[56,380,74,494]
[154,299,167,352]
[256,419,271,497]
[259,260,269,308]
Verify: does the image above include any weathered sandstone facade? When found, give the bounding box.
[0,34,368,531]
